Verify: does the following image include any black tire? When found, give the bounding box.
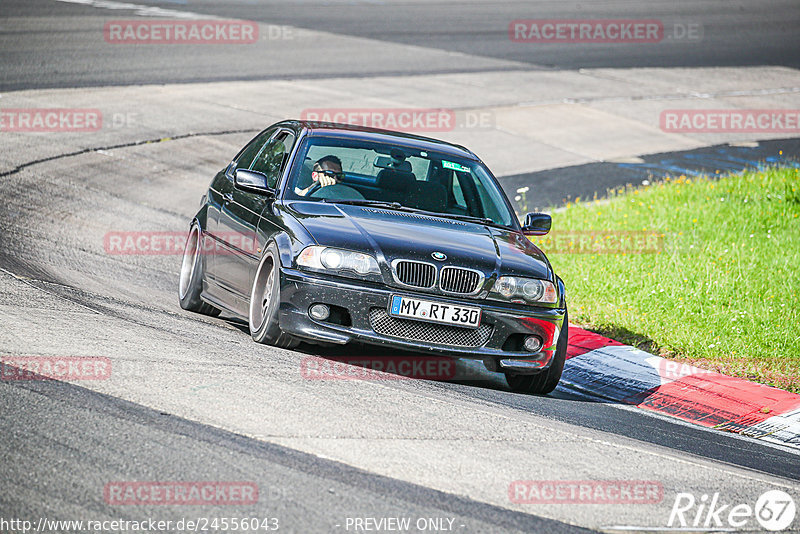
[178,222,221,317]
[249,242,300,349]
[505,310,569,395]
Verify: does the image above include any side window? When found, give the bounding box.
[250,131,295,188]
[234,128,276,171]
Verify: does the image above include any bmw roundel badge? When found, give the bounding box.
[431,251,447,261]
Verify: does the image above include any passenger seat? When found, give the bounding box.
[376,168,415,203]
[407,181,447,213]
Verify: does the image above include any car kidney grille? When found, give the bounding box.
[369,308,492,348]
[395,260,436,288]
[440,267,481,294]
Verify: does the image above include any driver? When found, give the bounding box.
[295,155,343,196]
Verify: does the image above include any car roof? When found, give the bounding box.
[278,120,479,161]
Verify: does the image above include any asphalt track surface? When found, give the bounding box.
[2,1,800,533]
[1,0,799,91]
[1,376,588,534]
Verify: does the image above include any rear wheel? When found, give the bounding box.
[249,243,300,349]
[178,222,221,317]
[505,310,568,395]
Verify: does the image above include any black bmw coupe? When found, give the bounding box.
[179,120,568,394]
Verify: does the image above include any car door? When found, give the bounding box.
[206,128,275,291]
[215,128,296,308]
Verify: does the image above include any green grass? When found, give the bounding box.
[527,166,800,393]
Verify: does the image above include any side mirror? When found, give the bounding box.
[234,169,275,196]
[521,212,551,236]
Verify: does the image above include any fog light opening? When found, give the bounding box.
[309,304,330,321]
[523,335,543,353]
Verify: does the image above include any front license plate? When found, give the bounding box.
[389,295,482,329]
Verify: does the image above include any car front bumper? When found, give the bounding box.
[277,268,566,373]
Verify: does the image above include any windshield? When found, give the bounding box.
[284,136,516,227]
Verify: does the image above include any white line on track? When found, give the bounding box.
[54,0,214,20]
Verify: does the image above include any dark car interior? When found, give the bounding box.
[295,149,482,219]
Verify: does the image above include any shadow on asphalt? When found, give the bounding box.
[219,315,614,401]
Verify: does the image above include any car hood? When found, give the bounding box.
[286,202,552,283]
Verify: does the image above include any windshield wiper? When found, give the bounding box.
[444,213,497,226]
[321,199,403,209]
[392,205,506,228]
[387,205,500,226]
[322,198,508,229]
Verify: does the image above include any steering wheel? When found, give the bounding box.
[308,183,366,201]
[305,182,322,196]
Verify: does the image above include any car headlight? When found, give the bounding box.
[297,246,380,276]
[490,276,557,304]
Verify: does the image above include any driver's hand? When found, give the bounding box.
[312,171,338,188]
[296,170,340,196]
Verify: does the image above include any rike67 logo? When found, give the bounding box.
[669,490,796,531]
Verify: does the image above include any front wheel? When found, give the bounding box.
[505,310,568,395]
[249,243,300,349]
[178,222,221,317]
